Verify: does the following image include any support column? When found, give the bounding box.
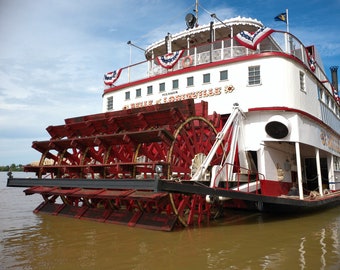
[257,144,266,180]
[230,26,234,58]
[328,155,335,191]
[194,47,197,66]
[316,148,323,196]
[295,142,304,200]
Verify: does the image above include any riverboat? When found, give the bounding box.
[7,3,340,231]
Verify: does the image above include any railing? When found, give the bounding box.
[211,162,265,195]
[106,31,328,91]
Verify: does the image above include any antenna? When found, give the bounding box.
[194,0,198,25]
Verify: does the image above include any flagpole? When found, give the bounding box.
[286,8,289,33]
[283,9,290,53]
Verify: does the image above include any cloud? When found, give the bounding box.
[0,0,339,165]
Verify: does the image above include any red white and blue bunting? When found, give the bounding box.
[306,50,316,72]
[234,27,274,50]
[156,50,184,69]
[104,68,122,86]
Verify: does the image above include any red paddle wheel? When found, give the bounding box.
[24,99,227,230]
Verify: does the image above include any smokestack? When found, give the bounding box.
[330,66,339,92]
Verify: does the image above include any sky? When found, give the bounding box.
[1,0,339,165]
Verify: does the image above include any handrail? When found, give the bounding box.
[105,31,333,96]
[212,162,265,195]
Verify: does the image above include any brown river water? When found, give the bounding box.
[1,172,340,269]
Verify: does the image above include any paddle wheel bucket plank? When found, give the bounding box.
[18,100,229,230]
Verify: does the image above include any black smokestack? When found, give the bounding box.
[330,66,338,92]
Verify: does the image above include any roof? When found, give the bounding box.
[145,16,264,58]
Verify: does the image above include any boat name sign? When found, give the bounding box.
[320,130,340,155]
[122,84,234,110]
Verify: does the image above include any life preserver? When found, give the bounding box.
[309,191,319,200]
[182,55,193,68]
[324,189,331,195]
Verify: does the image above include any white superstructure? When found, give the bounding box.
[102,16,340,198]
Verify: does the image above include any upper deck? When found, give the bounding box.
[102,18,339,133]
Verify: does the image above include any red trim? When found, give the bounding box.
[103,50,338,106]
[103,51,304,96]
[260,179,291,196]
[248,106,339,136]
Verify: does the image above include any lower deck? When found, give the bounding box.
[7,175,340,210]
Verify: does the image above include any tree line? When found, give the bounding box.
[0,164,24,171]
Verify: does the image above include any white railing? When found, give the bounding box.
[106,31,329,92]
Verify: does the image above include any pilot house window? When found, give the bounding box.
[172,79,179,89]
[248,65,261,85]
[299,71,306,92]
[107,96,113,111]
[187,76,194,86]
[136,88,141,97]
[203,73,210,83]
[159,82,165,92]
[147,85,153,95]
[220,70,228,81]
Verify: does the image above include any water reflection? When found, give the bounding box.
[1,173,340,269]
[1,209,340,269]
[299,236,306,269]
[202,211,340,269]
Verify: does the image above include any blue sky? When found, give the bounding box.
[1,0,339,165]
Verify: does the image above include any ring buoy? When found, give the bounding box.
[309,191,319,200]
[182,55,193,68]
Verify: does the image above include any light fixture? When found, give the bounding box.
[155,164,163,174]
[127,40,146,52]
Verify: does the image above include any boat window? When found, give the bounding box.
[325,94,329,106]
[220,70,228,81]
[335,156,340,171]
[318,87,323,101]
[248,66,261,85]
[125,91,130,100]
[172,79,179,89]
[203,73,210,83]
[187,76,194,87]
[136,88,141,98]
[107,96,113,111]
[147,85,153,95]
[299,71,305,92]
[159,82,165,92]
